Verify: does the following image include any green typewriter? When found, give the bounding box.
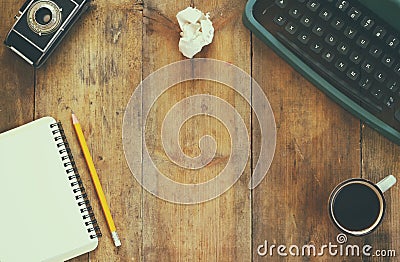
[244,0,400,145]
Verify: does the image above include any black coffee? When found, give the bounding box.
[332,182,382,232]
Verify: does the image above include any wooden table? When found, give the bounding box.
[1,0,399,261]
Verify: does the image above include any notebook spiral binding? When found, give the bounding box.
[50,122,102,239]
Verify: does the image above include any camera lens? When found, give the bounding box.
[27,1,62,36]
[35,7,52,25]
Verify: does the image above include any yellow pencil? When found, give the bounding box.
[72,113,121,247]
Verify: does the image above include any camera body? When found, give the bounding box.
[4,0,90,68]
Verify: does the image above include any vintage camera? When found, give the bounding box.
[4,0,90,67]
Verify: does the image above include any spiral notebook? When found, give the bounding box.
[0,117,101,262]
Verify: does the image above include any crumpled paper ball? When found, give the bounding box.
[176,7,215,58]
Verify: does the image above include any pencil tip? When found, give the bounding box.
[72,113,79,124]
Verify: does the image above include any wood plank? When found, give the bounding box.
[361,128,400,262]
[0,0,35,132]
[1,0,399,261]
[251,37,364,261]
[142,0,251,260]
[34,1,143,261]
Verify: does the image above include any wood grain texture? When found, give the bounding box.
[362,128,400,262]
[251,37,365,261]
[34,0,143,261]
[0,0,35,132]
[142,0,251,261]
[1,0,399,261]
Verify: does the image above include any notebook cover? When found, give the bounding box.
[0,117,98,262]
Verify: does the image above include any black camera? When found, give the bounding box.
[4,0,90,68]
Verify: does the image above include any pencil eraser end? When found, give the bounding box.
[112,231,121,247]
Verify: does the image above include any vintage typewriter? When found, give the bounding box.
[244,0,400,145]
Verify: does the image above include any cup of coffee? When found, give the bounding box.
[328,175,396,236]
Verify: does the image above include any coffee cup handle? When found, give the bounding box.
[376,175,397,193]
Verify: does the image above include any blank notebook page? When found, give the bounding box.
[0,117,98,262]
